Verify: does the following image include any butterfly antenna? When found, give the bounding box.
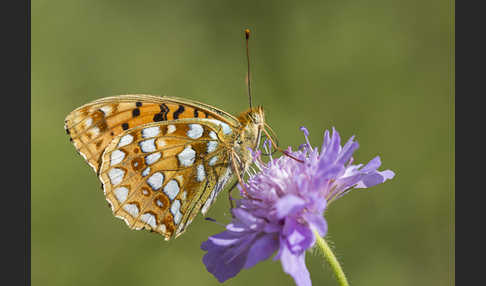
[245,28,253,109]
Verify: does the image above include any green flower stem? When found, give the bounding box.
[312,228,350,286]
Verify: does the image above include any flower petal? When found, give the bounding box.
[222,233,257,263]
[201,232,256,283]
[203,250,246,283]
[322,129,331,151]
[244,234,279,268]
[355,169,395,188]
[232,208,265,230]
[201,240,245,283]
[360,156,381,173]
[282,218,315,254]
[337,136,359,165]
[303,212,328,237]
[316,164,344,182]
[320,127,341,164]
[275,194,307,219]
[206,228,252,247]
[279,243,312,286]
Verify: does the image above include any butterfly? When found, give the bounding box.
[64,93,269,239]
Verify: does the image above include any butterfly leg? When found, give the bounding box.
[230,151,250,197]
[229,152,263,205]
[226,180,238,213]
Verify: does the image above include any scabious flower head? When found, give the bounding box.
[201,127,395,286]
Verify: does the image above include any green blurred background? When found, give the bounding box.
[32,0,454,285]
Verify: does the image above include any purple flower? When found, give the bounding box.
[201,127,395,286]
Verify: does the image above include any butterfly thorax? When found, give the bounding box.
[233,106,265,171]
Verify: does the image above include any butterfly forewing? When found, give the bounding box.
[64,95,239,173]
[98,119,234,239]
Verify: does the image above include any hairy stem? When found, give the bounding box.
[312,228,350,286]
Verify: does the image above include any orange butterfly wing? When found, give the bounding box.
[65,95,244,239]
[64,95,239,173]
[98,119,234,239]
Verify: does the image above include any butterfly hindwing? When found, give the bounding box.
[64,94,239,173]
[98,119,234,239]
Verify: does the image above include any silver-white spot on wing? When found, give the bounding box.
[207,119,232,135]
[110,150,126,166]
[147,172,164,190]
[163,180,180,201]
[108,168,125,186]
[141,213,157,229]
[84,118,93,128]
[209,156,218,166]
[114,187,129,203]
[90,126,100,137]
[196,164,206,182]
[170,200,183,224]
[139,138,157,153]
[207,131,219,153]
[209,131,217,139]
[177,145,196,167]
[207,141,218,153]
[187,124,204,139]
[100,105,112,116]
[123,203,139,217]
[142,126,160,138]
[145,152,161,165]
[167,125,176,134]
[142,167,150,177]
[118,134,134,147]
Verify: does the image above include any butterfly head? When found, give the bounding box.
[237,106,264,126]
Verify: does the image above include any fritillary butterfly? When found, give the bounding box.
[65,94,265,240]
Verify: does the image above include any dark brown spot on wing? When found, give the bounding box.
[153,113,164,122]
[163,213,175,234]
[173,105,185,119]
[141,187,151,197]
[98,121,108,132]
[154,194,170,209]
[131,157,144,171]
[153,103,169,122]
[92,110,107,129]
